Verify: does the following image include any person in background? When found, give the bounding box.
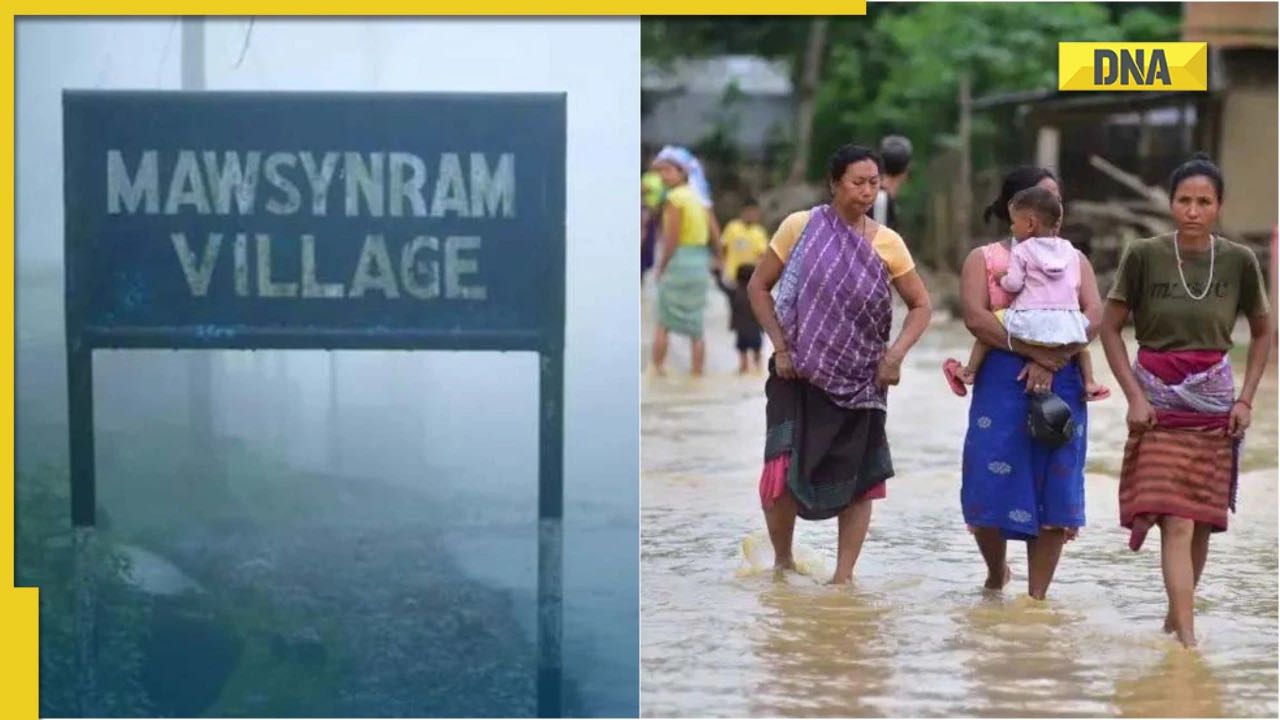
[650,145,721,376]
[714,262,764,374]
[641,170,665,282]
[871,135,912,228]
[720,198,769,287]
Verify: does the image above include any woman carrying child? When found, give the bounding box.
[949,167,1105,599]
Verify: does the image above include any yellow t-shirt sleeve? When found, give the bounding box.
[872,227,916,279]
[769,212,915,279]
[768,211,810,263]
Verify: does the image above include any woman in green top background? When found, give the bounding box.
[650,145,722,376]
[1100,153,1271,647]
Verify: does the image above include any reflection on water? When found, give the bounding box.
[641,284,1277,717]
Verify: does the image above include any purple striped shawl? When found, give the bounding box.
[774,204,892,410]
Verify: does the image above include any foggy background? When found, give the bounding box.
[17,17,638,717]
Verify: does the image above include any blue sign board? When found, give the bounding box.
[64,91,565,351]
[63,91,566,716]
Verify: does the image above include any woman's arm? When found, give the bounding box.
[878,270,933,388]
[747,249,788,376]
[1077,252,1104,342]
[706,209,723,261]
[887,270,932,362]
[747,249,795,378]
[656,202,681,277]
[1099,298,1155,431]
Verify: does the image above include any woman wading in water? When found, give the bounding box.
[953,167,1104,598]
[1100,153,1271,647]
[748,144,932,584]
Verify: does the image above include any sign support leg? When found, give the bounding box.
[537,350,563,717]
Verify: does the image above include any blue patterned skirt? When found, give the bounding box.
[960,349,1088,540]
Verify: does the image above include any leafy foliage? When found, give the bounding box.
[643,4,1181,182]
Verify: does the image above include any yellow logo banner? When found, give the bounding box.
[1059,42,1208,91]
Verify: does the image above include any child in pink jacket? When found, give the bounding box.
[949,186,1108,400]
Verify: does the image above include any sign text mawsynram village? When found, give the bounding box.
[107,149,515,302]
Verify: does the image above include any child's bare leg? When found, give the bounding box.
[1078,347,1109,399]
[963,340,988,384]
[752,348,763,371]
[738,350,749,374]
[1078,347,1095,384]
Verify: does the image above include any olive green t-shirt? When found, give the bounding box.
[1107,233,1270,351]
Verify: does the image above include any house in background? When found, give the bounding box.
[641,55,794,163]
[1184,0,1278,245]
[972,2,1276,254]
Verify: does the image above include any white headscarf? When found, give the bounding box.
[654,145,713,208]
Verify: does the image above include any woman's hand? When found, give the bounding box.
[1025,345,1070,372]
[876,350,903,390]
[1229,400,1252,438]
[774,349,798,379]
[1126,396,1157,433]
[1018,361,1055,394]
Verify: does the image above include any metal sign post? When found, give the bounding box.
[63,91,567,716]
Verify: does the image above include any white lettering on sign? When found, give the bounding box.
[106,150,515,303]
[107,150,159,214]
[431,153,470,218]
[401,235,440,300]
[470,152,515,218]
[299,151,339,217]
[234,233,250,297]
[445,236,487,300]
[171,232,222,297]
[257,233,299,298]
[345,152,384,219]
[165,150,211,215]
[107,149,516,219]
[203,151,261,215]
[164,232,491,302]
[264,153,301,215]
[349,234,401,299]
[389,152,427,218]
[301,234,345,299]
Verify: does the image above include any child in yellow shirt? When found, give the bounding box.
[720,199,769,286]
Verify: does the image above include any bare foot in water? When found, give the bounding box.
[773,556,795,573]
[984,563,1012,590]
[1175,628,1198,648]
[1163,612,1176,634]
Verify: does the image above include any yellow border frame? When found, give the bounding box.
[3,11,39,720]
[8,2,865,13]
[2,8,863,719]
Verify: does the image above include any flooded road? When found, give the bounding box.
[641,281,1278,717]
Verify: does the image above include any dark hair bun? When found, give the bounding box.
[1169,152,1224,201]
